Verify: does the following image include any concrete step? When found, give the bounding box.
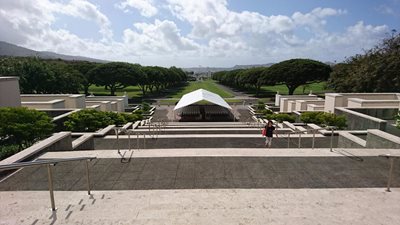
[94,134,335,149]
[133,128,263,134]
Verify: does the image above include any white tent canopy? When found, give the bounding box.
[174,89,232,111]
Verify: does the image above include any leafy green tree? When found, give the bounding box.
[47,61,83,93]
[267,59,331,95]
[0,107,54,149]
[69,61,99,95]
[0,57,85,94]
[89,62,138,96]
[329,32,400,92]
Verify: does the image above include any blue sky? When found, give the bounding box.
[0,0,399,67]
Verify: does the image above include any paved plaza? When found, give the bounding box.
[1,188,399,225]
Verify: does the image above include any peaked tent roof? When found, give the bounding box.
[174,89,232,110]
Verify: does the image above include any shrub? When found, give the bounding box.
[0,107,54,149]
[257,109,273,115]
[141,102,151,112]
[0,145,20,160]
[396,111,400,129]
[265,113,296,123]
[256,101,265,110]
[104,111,126,127]
[64,110,111,132]
[300,112,325,124]
[300,111,347,129]
[121,112,143,122]
[64,110,142,132]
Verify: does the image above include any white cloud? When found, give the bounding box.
[123,19,199,53]
[53,0,113,41]
[116,0,158,17]
[0,0,391,67]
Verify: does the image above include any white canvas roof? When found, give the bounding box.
[174,89,232,110]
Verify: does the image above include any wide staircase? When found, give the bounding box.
[1,121,399,192]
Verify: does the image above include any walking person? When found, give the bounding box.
[262,121,278,148]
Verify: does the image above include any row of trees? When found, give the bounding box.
[328,32,400,92]
[212,59,332,96]
[0,58,187,96]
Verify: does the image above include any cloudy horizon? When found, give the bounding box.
[0,0,398,67]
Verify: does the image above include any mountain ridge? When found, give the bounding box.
[0,41,108,63]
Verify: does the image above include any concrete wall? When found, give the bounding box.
[86,101,112,111]
[295,99,325,111]
[347,98,400,108]
[337,132,366,148]
[324,93,400,113]
[335,107,387,130]
[72,134,95,150]
[86,96,127,111]
[279,96,318,112]
[351,108,399,120]
[21,94,86,109]
[0,77,21,107]
[307,104,324,111]
[94,135,338,149]
[0,132,73,165]
[366,129,400,149]
[22,99,65,109]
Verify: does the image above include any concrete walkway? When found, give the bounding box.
[1,188,399,225]
[1,149,399,191]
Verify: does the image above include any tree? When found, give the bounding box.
[267,59,332,95]
[0,57,85,94]
[89,62,138,96]
[47,61,84,94]
[0,107,54,149]
[329,32,400,92]
[69,61,99,95]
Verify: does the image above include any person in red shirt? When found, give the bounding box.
[263,121,278,148]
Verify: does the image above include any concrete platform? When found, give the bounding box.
[1,188,399,225]
[94,134,334,149]
[1,149,399,191]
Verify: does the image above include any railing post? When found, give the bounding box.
[85,160,91,195]
[287,133,290,148]
[298,132,301,149]
[386,158,395,192]
[115,128,120,154]
[143,133,146,149]
[127,130,131,151]
[330,128,334,152]
[312,129,315,150]
[137,133,140,150]
[47,164,56,211]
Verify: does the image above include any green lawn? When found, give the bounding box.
[88,85,142,98]
[87,80,233,99]
[167,79,233,98]
[261,82,331,95]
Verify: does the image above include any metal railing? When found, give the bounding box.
[260,126,337,150]
[0,157,96,211]
[379,154,400,192]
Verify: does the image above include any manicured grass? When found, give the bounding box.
[167,79,233,98]
[159,98,242,105]
[87,85,142,98]
[261,82,331,95]
[87,80,233,99]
